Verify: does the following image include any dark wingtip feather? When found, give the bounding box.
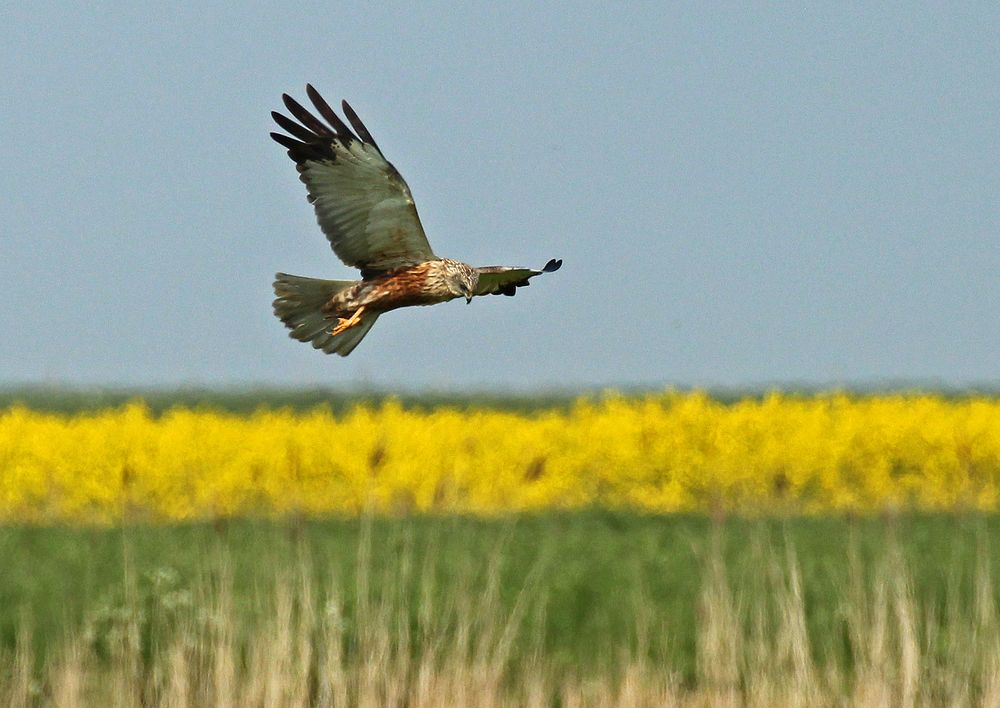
[341,100,381,153]
[282,93,334,138]
[270,132,301,149]
[271,111,317,142]
[306,84,358,143]
[270,132,329,162]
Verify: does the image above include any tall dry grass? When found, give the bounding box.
[3,526,1000,707]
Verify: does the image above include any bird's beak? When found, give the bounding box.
[465,295,473,304]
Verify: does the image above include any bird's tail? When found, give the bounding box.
[272,273,380,356]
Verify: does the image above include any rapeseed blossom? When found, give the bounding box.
[1,392,999,522]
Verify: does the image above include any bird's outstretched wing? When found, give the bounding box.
[271,85,437,276]
[474,259,563,297]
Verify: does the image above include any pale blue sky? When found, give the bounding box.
[2,3,998,389]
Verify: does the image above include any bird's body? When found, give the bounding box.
[321,260,477,318]
[270,85,561,356]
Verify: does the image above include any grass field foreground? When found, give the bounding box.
[3,515,1000,705]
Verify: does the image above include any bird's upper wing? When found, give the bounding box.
[270,85,437,275]
[474,259,563,297]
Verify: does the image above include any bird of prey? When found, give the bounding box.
[269,85,562,356]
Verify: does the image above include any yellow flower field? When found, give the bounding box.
[2,392,1000,522]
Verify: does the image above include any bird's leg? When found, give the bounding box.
[331,305,366,336]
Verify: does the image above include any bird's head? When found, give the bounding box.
[445,262,479,304]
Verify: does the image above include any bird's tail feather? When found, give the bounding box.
[272,273,379,357]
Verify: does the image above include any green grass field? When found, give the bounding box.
[3,511,1000,704]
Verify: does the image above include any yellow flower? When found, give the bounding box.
[1,392,999,522]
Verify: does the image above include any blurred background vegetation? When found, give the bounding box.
[4,384,1000,415]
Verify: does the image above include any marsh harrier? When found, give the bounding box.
[270,85,562,356]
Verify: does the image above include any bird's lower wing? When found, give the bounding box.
[473,258,562,297]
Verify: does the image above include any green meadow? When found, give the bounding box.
[3,512,1000,704]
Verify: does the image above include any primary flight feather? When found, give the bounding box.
[270,85,562,356]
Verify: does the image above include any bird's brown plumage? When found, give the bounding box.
[270,85,562,356]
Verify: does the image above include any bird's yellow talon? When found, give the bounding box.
[330,306,365,336]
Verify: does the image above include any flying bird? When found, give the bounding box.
[269,85,562,356]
